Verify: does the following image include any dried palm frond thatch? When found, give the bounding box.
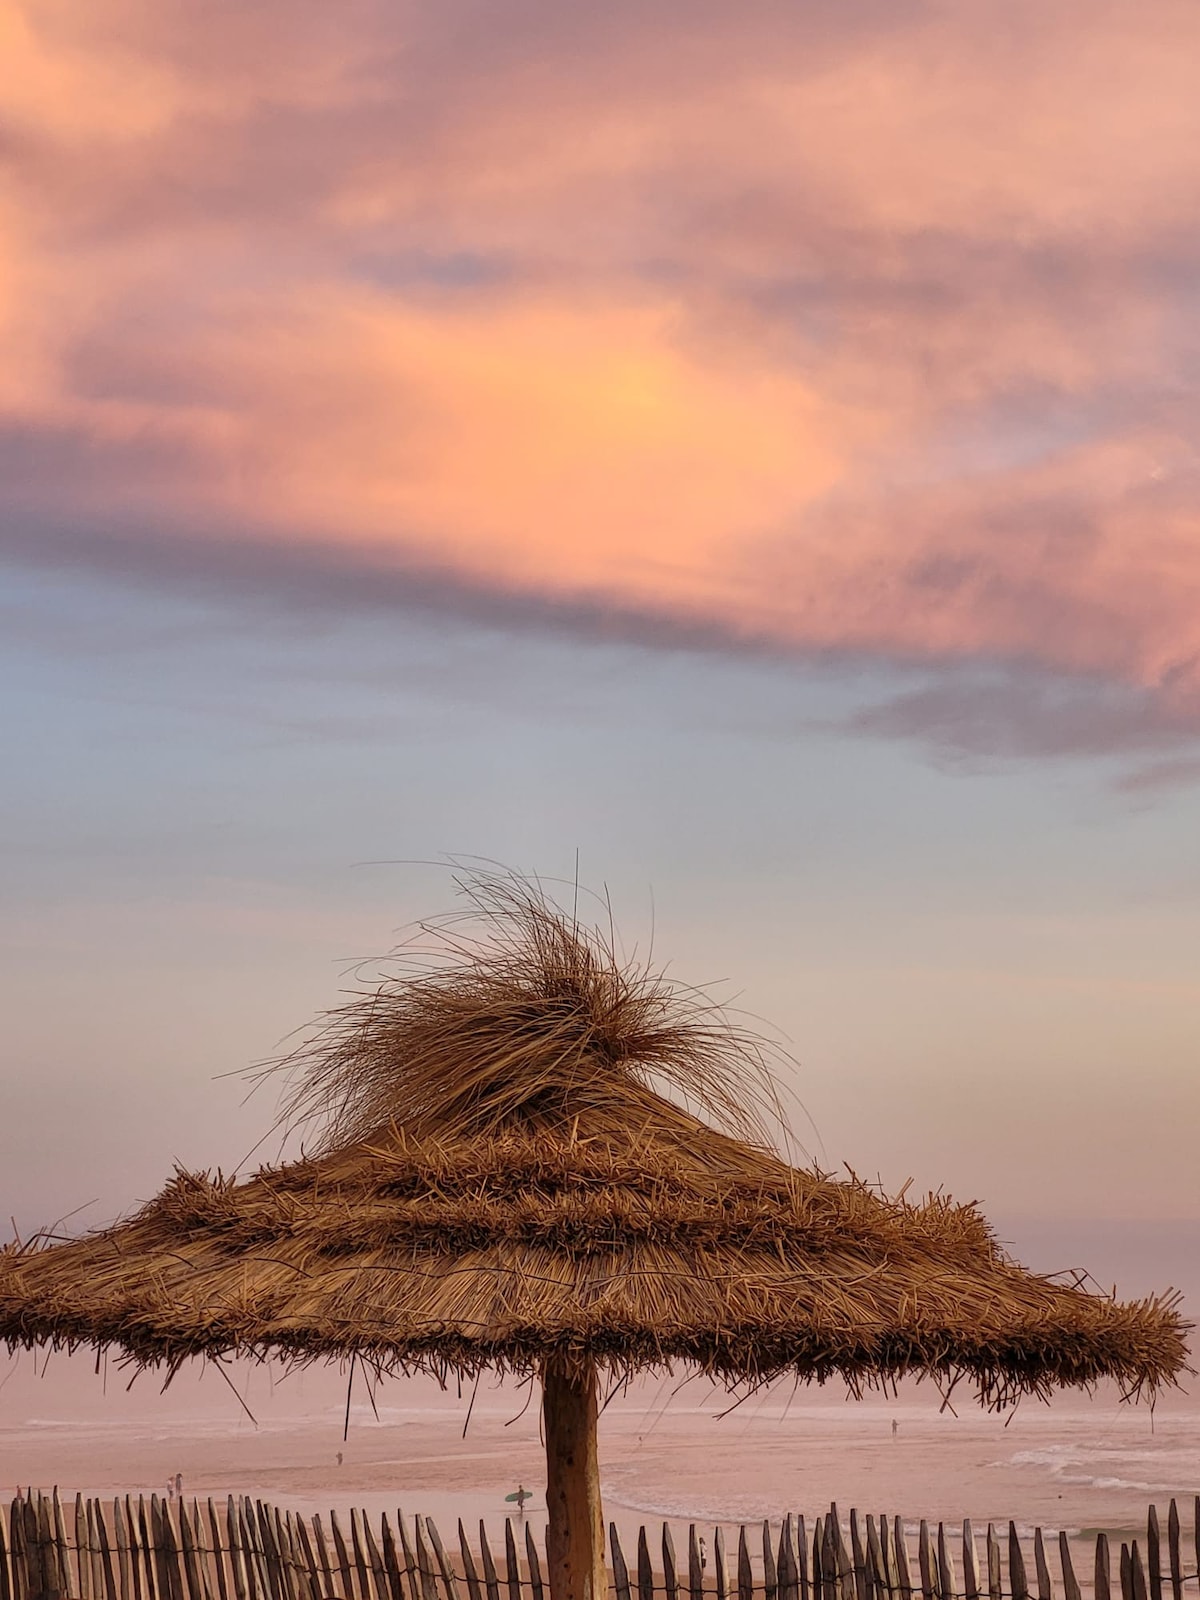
[263,870,782,1152]
[0,870,1187,1404]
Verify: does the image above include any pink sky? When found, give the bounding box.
[1,1,1197,1359]
[4,1,1200,722]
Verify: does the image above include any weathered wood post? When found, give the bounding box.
[541,1357,605,1600]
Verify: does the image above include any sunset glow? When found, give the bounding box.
[4,0,1199,706]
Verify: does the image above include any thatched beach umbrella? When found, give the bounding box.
[0,877,1189,1600]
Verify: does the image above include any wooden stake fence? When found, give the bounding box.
[1,1493,1196,1600]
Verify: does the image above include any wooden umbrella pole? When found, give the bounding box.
[541,1354,606,1600]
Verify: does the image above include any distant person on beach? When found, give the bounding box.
[166,1479,174,1501]
[699,1537,708,1572]
[514,1485,531,1513]
[891,1419,898,1438]
[337,1451,343,1467]
[175,1472,183,1500]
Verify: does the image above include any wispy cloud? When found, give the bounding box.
[3,0,1199,759]
[845,668,1200,766]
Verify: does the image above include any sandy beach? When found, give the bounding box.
[3,1354,1195,1569]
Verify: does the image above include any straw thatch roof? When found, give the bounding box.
[0,875,1188,1407]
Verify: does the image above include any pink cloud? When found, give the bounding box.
[3,0,1200,733]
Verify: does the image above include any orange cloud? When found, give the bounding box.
[3,0,1200,731]
[222,292,851,612]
